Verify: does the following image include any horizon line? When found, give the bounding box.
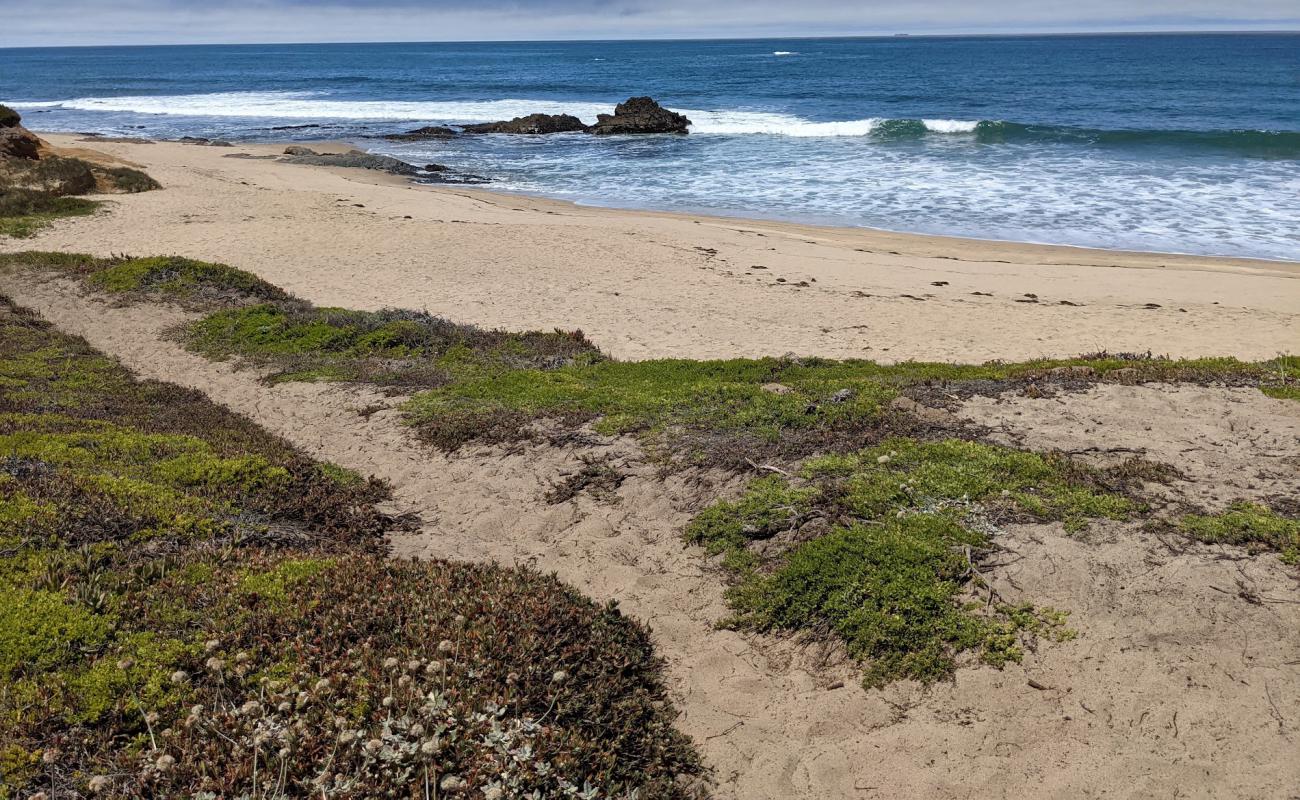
[2,28,1298,51]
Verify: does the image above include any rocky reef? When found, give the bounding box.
[386,96,691,139]
[462,113,588,135]
[278,146,488,184]
[589,97,691,135]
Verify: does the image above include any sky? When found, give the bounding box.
[1,0,1296,47]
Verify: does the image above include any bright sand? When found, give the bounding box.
[6,134,1297,363]
[4,134,1300,799]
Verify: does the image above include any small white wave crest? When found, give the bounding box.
[921,118,979,133]
[687,111,981,137]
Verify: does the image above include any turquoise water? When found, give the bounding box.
[3,34,1297,259]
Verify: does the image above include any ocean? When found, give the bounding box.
[2,34,1297,261]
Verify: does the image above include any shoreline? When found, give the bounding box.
[39,132,1300,273]
[6,133,1299,362]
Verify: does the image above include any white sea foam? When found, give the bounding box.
[921,118,979,133]
[772,51,798,56]
[7,93,614,124]
[7,92,982,138]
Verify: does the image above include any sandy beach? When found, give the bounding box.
[3,129,1299,799]
[6,133,1297,363]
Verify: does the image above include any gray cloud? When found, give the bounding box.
[1,0,1296,46]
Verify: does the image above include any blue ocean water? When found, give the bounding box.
[3,35,1298,260]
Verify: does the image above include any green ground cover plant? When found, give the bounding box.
[183,302,603,388]
[403,352,1299,466]
[0,192,100,238]
[0,251,293,309]
[684,437,1147,686]
[4,249,1296,696]
[0,298,703,799]
[1178,501,1300,564]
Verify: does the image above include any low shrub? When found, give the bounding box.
[684,438,1139,686]
[95,164,160,193]
[0,193,100,238]
[0,252,293,309]
[182,303,603,388]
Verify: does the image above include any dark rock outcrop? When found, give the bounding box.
[0,104,22,128]
[280,148,420,175]
[384,126,460,141]
[0,105,43,160]
[177,136,234,147]
[462,114,587,135]
[277,148,488,184]
[589,97,690,135]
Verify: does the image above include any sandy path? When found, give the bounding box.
[6,277,1297,800]
[4,134,1298,363]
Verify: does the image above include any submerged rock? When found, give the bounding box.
[384,125,460,141]
[589,97,690,135]
[462,113,588,135]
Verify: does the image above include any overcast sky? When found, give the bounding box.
[2,0,1296,47]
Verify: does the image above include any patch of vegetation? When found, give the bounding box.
[0,298,704,799]
[405,352,1298,466]
[182,302,603,388]
[1,104,160,237]
[94,164,161,193]
[685,438,1134,687]
[0,251,293,309]
[0,191,99,238]
[1179,501,1300,564]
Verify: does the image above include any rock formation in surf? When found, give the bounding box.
[589,97,691,135]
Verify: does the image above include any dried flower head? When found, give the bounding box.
[439,774,465,792]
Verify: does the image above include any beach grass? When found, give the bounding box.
[0,297,704,798]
